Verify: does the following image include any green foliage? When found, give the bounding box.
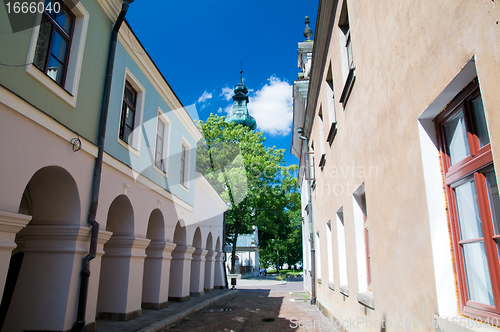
[197,114,299,273]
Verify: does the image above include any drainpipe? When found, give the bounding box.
[73,1,134,330]
[298,127,316,305]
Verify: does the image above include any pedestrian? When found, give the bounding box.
[264,268,267,275]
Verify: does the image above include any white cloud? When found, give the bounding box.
[217,107,223,113]
[197,91,213,103]
[248,76,292,136]
[220,86,233,101]
[224,104,233,116]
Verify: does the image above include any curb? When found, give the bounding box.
[137,290,237,332]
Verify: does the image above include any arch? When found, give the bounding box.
[106,195,134,236]
[192,227,202,249]
[146,209,165,241]
[215,236,221,252]
[206,232,213,251]
[19,166,80,225]
[173,221,186,246]
[2,166,83,331]
[142,209,169,310]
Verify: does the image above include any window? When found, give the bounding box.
[317,106,326,168]
[315,232,322,281]
[336,208,349,295]
[119,82,137,144]
[338,0,356,107]
[436,79,500,320]
[326,64,337,145]
[26,1,88,107]
[326,220,334,289]
[180,143,190,188]
[33,0,74,86]
[155,112,170,173]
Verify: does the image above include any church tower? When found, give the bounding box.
[226,70,257,130]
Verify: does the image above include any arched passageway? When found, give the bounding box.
[204,232,215,292]
[142,209,175,309]
[190,227,207,296]
[2,166,83,331]
[169,221,194,302]
[97,195,149,321]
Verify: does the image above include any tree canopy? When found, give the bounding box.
[196,114,302,273]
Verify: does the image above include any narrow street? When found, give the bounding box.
[161,276,333,332]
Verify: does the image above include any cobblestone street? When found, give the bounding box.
[161,276,333,332]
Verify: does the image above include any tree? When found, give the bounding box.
[196,114,294,274]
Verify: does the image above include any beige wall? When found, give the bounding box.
[303,0,500,330]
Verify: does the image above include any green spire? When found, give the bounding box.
[226,68,257,130]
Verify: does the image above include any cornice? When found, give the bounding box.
[94,0,122,23]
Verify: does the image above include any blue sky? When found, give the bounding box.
[126,0,318,166]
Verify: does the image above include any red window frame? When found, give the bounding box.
[436,79,500,321]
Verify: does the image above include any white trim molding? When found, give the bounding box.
[25,2,89,108]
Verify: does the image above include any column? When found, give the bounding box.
[142,241,176,309]
[204,250,216,292]
[190,249,208,296]
[214,252,226,289]
[168,246,195,302]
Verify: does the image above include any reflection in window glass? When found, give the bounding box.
[444,110,470,165]
[463,242,494,306]
[471,95,490,148]
[455,181,483,240]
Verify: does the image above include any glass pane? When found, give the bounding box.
[486,171,500,235]
[157,120,164,135]
[122,126,132,144]
[462,242,494,306]
[155,151,162,169]
[156,136,163,155]
[50,32,67,62]
[47,56,63,84]
[125,107,134,128]
[471,95,490,148]
[55,7,72,34]
[455,180,483,240]
[444,110,470,165]
[34,16,52,71]
[125,86,136,105]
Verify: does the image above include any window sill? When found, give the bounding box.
[117,138,140,157]
[357,290,374,309]
[318,154,326,168]
[339,284,349,297]
[153,164,168,177]
[317,278,322,284]
[179,183,189,193]
[339,67,356,108]
[328,282,334,291]
[26,65,77,108]
[434,315,499,332]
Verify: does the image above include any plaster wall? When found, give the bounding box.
[305,0,500,330]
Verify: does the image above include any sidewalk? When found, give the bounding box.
[95,289,233,332]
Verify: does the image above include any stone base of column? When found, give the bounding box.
[141,300,169,310]
[190,291,204,297]
[168,295,190,302]
[204,288,213,293]
[214,286,225,289]
[97,308,142,321]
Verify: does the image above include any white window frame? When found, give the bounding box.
[154,108,171,175]
[25,2,89,108]
[326,220,334,290]
[179,137,191,191]
[117,68,145,155]
[336,207,349,293]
